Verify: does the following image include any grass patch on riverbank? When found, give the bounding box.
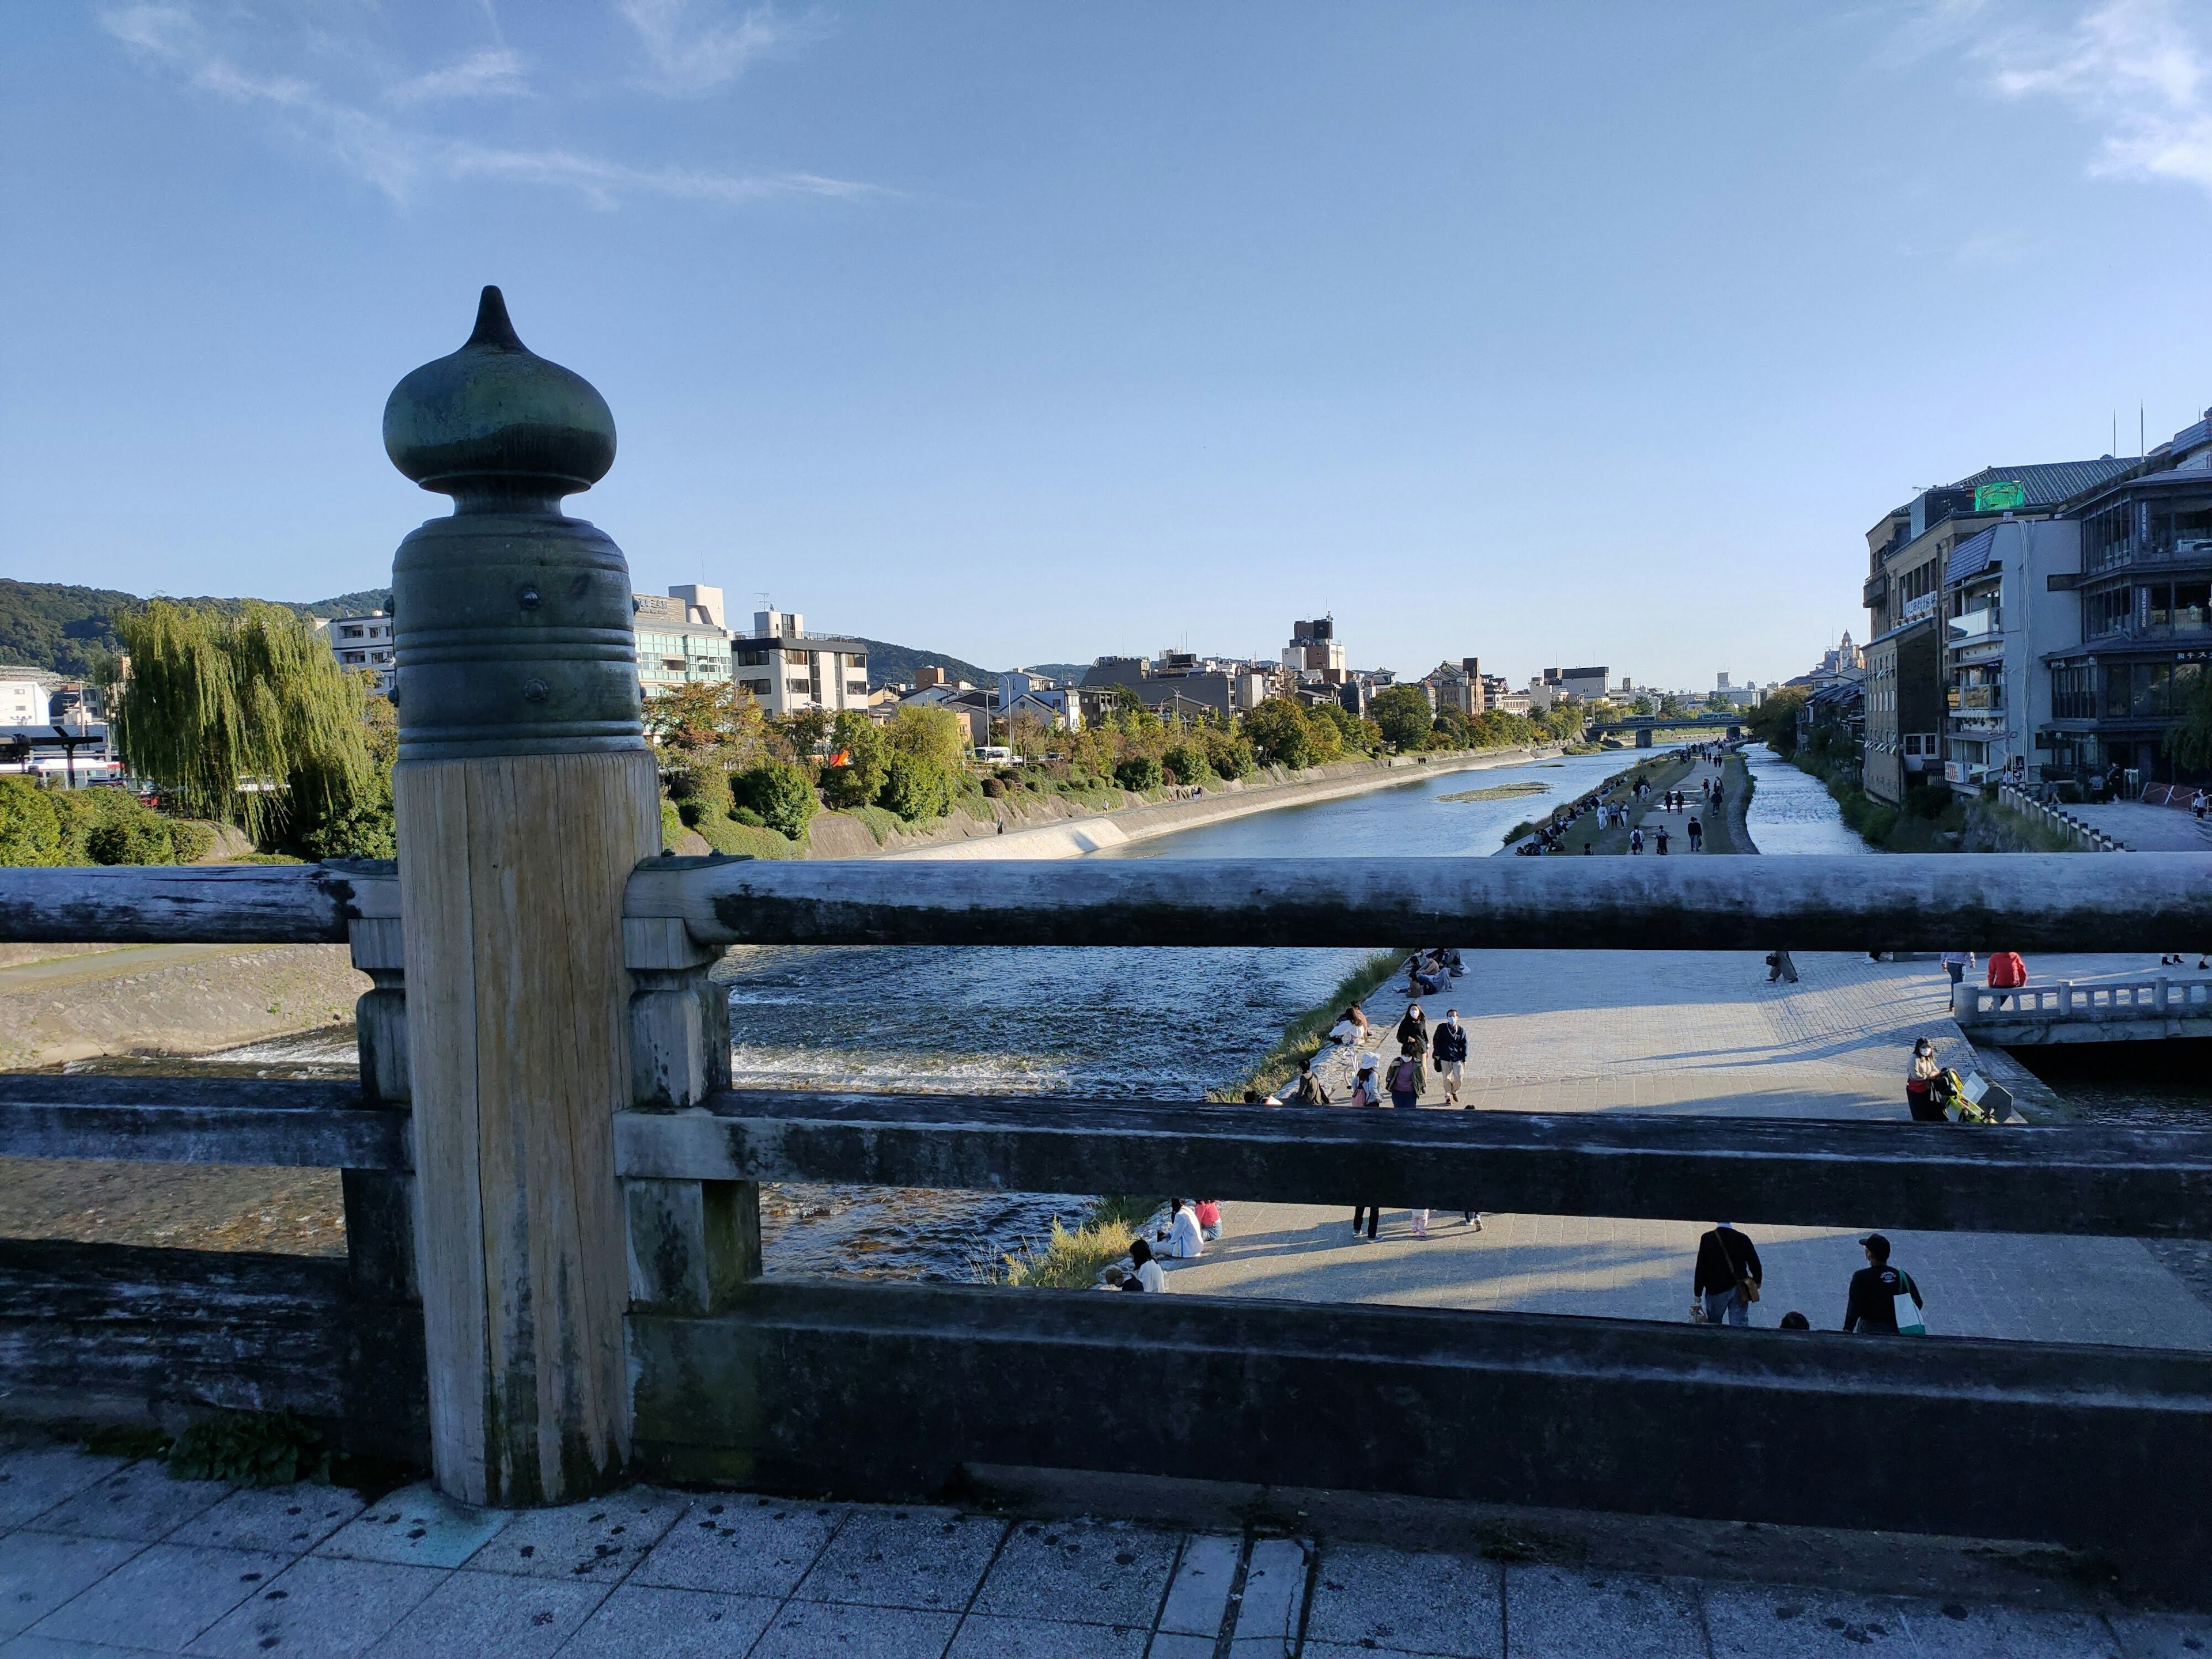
[1001,1215,1137,1289]
[1440,781,1549,804]
[1213,948,1406,1102]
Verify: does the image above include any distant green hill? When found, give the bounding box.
[1,579,1002,694]
[0,579,393,679]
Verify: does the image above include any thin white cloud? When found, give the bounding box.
[388,47,531,105]
[1973,0,2212,196]
[97,2,871,209]
[618,0,813,96]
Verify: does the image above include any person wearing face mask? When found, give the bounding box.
[1906,1036,1944,1122]
[1430,1008,1469,1107]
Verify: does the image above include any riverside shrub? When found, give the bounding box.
[732,761,818,841]
[0,778,213,866]
[1160,741,1214,786]
[878,752,955,821]
[1115,753,1164,792]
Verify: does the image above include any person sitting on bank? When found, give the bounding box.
[1156,1198,1205,1260]
[1327,1004,1370,1047]
[1843,1233,1921,1333]
[1693,1221,1762,1327]
[1126,1236,1165,1292]
[1194,1198,1222,1241]
[1291,1059,1330,1105]
[1243,1086,1283,1107]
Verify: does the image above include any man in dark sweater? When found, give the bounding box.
[1844,1233,1921,1333]
[1693,1222,1762,1327]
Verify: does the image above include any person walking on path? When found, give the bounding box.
[1843,1233,1922,1334]
[1396,1003,1429,1058]
[1385,1050,1423,1110]
[1686,814,1703,853]
[1766,948,1798,983]
[1630,827,1644,854]
[1906,1036,1945,1122]
[1939,949,1974,1009]
[1654,824,1671,854]
[1348,1053,1382,1108]
[1693,1222,1763,1327]
[1431,1009,1469,1106]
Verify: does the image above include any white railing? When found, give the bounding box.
[1956,976,2212,1027]
[1997,781,2121,851]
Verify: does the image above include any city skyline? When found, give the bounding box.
[5,2,2210,687]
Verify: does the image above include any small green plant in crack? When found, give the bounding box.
[168,1410,331,1487]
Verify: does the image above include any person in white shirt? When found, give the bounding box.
[1127,1237,1166,1291]
[1157,1198,1205,1260]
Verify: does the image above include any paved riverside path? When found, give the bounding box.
[1176,945,2212,1349]
[2070,798,2212,851]
[6,1441,2207,1657]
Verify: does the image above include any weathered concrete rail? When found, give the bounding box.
[1956,975,2212,1045]
[627,851,2212,953]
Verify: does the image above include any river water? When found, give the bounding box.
[731,751,1629,1276]
[1743,744,1871,855]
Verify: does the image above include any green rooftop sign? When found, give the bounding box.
[1974,480,2027,512]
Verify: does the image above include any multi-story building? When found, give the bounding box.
[1,669,51,726]
[633,585,734,699]
[315,612,397,694]
[1282,618,1347,679]
[1558,666,1608,703]
[1862,459,2137,798]
[1937,520,2079,790]
[2043,410,2212,786]
[1080,650,1271,718]
[727,607,870,717]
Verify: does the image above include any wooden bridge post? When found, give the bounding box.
[384,288,660,1506]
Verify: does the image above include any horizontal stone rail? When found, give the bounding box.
[1956,975,2212,1045]
[0,860,395,945]
[628,851,2212,953]
[0,1075,411,1169]
[631,1279,2212,1588]
[612,1089,2212,1238]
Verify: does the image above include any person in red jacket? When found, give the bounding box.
[1987,950,2028,1010]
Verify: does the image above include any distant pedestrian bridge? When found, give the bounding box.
[1581,713,1743,747]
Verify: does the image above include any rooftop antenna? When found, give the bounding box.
[2141,399,2147,458]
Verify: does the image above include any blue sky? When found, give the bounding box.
[4,2,2210,688]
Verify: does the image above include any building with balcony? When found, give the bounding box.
[632,586,734,699]
[1936,520,2078,791]
[2040,410,2212,786]
[315,612,396,695]
[726,607,870,717]
[1862,618,1940,805]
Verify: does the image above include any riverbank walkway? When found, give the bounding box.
[7,1436,2205,1656]
[1175,944,2212,1350]
[2069,798,2212,851]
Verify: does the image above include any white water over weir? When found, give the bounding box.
[1745,743,1873,855]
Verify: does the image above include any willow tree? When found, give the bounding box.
[113,600,370,842]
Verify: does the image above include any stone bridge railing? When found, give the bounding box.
[5,289,2210,1592]
[1956,973,2212,1043]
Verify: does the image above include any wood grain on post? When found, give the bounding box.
[385,286,660,1506]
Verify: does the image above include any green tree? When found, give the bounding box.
[1201,728,1257,779]
[292,679,397,859]
[2169,667,2212,774]
[1368,684,1435,752]
[732,760,819,840]
[777,707,832,759]
[820,710,890,809]
[1747,687,1807,756]
[1115,753,1164,791]
[1242,698,1316,769]
[113,601,370,845]
[1160,740,1215,786]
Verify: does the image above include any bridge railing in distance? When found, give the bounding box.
[4,854,2212,1591]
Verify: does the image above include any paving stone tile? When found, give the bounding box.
[1146,1638,1220,1659]
[1156,1535,1240,1637]
[29,1542,289,1651]
[460,1487,687,1582]
[2111,1611,2212,1658]
[0,1533,145,1640]
[166,1484,366,1556]
[29,1460,230,1543]
[1302,1542,1501,1658]
[1881,1600,2122,1658]
[968,1518,1180,1630]
[1700,1586,1920,1657]
[946,1612,1146,1657]
[1502,1565,1705,1658]
[630,1495,842,1597]
[795,1506,1004,1611]
[555,1582,782,1658]
[1231,1537,1306,1653]
[749,1597,959,1658]
[184,1555,446,1658]
[315,1483,512,1569]
[0,1450,126,1534]
[360,1570,606,1658]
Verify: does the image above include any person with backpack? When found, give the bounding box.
[1291,1059,1330,1105]
[1430,1009,1469,1107]
[1843,1233,1923,1334]
[1385,1050,1423,1110]
[1692,1222,1762,1327]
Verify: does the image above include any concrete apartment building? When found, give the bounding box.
[1861,459,2134,802]
[1282,618,1347,679]
[634,585,734,698]
[316,612,396,695]
[1,670,51,726]
[1938,519,2080,789]
[1081,650,1273,718]
[728,607,870,717]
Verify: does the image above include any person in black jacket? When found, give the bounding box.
[1396,1004,1428,1058]
[1844,1233,1921,1333]
[1693,1222,1762,1327]
[1431,1009,1469,1107]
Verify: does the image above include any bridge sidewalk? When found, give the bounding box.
[3,1441,2204,1656]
